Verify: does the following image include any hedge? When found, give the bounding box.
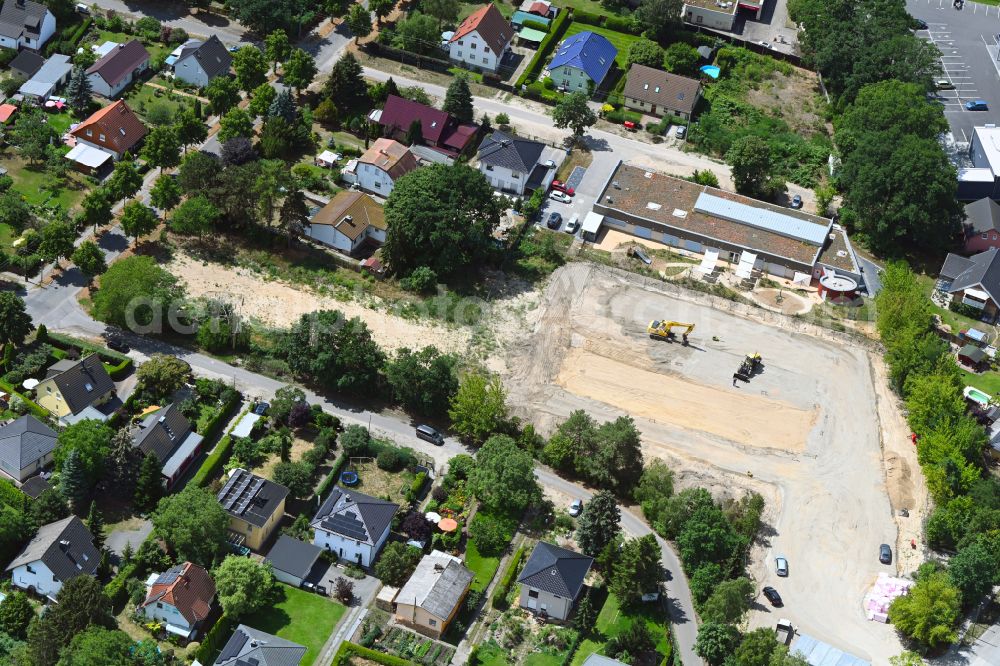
[605,14,642,35]
[313,453,348,503]
[0,477,29,511]
[405,471,427,504]
[199,392,241,441]
[332,642,418,666]
[572,9,602,25]
[491,543,526,609]
[522,19,549,33]
[0,379,49,419]
[561,632,583,666]
[192,406,249,487]
[46,332,130,363]
[105,562,138,613]
[515,9,571,89]
[195,614,236,665]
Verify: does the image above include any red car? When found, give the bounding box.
[551,180,575,196]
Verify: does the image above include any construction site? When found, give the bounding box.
[504,262,918,664]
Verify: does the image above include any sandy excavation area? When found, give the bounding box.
[505,263,909,664]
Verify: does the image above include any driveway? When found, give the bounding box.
[106,519,153,558]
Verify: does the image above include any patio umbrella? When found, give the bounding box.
[43,100,55,108]
[425,511,442,523]
[21,378,39,390]
[438,517,459,532]
[54,101,64,109]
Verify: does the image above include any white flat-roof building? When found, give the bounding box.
[962,126,1000,201]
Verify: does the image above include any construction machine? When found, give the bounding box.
[734,353,762,382]
[647,320,695,345]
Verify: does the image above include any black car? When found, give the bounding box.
[912,17,928,30]
[762,586,783,607]
[106,336,130,353]
[416,424,445,446]
[546,212,563,229]
[879,544,892,564]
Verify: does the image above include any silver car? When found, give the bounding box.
[775,556,789,577]
[569,499,583,517]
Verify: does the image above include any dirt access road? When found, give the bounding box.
[504,263,905,663]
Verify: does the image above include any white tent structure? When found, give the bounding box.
[735,251,759,280]
[697,248,719,275]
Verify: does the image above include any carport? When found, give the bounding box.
[265,535,324,587]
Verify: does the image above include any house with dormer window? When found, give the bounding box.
[5,516,99,600]
[34,354,116,425]
[311,486,398,567]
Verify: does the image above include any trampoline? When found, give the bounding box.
[340,471,359,486]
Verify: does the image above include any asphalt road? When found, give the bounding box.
[88,0,250,44]
[909,0,1000,143]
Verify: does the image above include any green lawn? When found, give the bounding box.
[572,593,670,666]
[124,83,194,124]
[5,158,89,210]
[465,540,502,593]
[45,110,74,135]
[560,0,622,17]
[458,0,515,21]
[563,21,639,68]
[242,584,346,665]
[475,641,508,666]
[0,222,13,249]
[915,273,997,336]
[94,31,172,62]
[525,654,564,666]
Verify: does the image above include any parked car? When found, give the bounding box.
[551,180,575,196]
[966,100,989,111]
[546,212,563,229]
[253,401,269,416]
[762,586,783,607]
[315,584,328,596]
[300,581,316,593]
[758,41,772,49]
[879,544,892,564]
[790,194,802,209]
[75,3,90,13]
[549,191,572,204]
[569,499,583,517]
[912,17,928,30]
[544,159,556,169]
[675,126,687,140]
[775,556,789,577]
[228,45,241,53]
[415,424,445,446]
[565,215,581,234]
[936,79,955,90]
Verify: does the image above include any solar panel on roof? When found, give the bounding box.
[235,478,264,515]
[694,193,829,246]
[156,568,181,586]
[322,513,369,541]
[218,628,247,663]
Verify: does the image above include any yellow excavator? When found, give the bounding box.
[647,320,695,345]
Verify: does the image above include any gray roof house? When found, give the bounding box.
[394,550,474,639]
[0,0,55,51]
[173,34,233,88]
[0,414,57,483]
[517,541,593,621]
[265,535,324,587]
[476,130,554,195]
[36,353,116,425]
[86,39,150,98]
[132,403,204,488]
[214,624,306,666]
[8,48,43,79]
[6,516,100,600]
[939,247,1000,316]
[964,198,1000,236]
[19,52,72,101]
[311,487,399,567]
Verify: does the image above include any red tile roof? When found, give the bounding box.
[70,99,147,155]
[0,103,17,123]
[140,562,215,626]
[360,138,419,180]
[378,95,479,154]
[450,4,512,56]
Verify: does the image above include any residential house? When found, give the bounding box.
[34,354,116,425]
[172,35,233,88]
[8,49,43,79]
[138,561,216,640]
[939,248,1000,318]
[0,0,55,50]
[962,198,1000,254]
[374,94,480,157]
[682,0,739,31]
[5,516,99,600]
[517,542,593,621]
[354,138,419,197]
[477,130,554,195]
[311,486,398,567]
[132,403,204,488]
[0,415,57,484]
[69,99,148,161]
[623,64,702,120]
[214,625,306,666]
[394,550,474,639]
[265,535,324,587]
[19,474,49,499]
[18,53,71,102]
[548,31,617,93]
[86,39,150,98]
[217,468,288,552]
[303,190,386,255]
[448,3,513,73]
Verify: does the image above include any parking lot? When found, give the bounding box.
[909,0,1000,143]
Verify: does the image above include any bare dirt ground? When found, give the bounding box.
[504,263,909,664]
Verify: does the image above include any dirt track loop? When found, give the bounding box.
[505,264,904,663]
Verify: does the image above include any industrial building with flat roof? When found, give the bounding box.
[591,162,861,282]
[962,126,1000,201]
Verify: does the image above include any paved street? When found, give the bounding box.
[89,0,249,45]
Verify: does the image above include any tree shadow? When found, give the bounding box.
[52,266,88,289]
[98,232,129,254]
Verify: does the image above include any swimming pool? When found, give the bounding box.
[700,65,720,79]
[964,386,991,406]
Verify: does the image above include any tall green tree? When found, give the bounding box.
[169,195,219,237]
[65,66,92,115]
[79,188,113,233]
[91,256,181,329]
[174,108,208,151]
[141,125,181,173]
[28,575,114,666]
[151,485,229,566]
[0,292,33,346]
[54,421,114,492]
[695,621,740,666]
[385,346,459,418]
[38,220,76,278]
[469,434,541,514]
[283,48,317,97]
[0,590,34,640]
[30,488,69,526]
[700,576,754,624]
[134,453,164,513]
[888,567,961,648]
[248,82,277,117]
[107,159,142,204]
[576,490,621,558]
[205,76,241,116]
[282,310,386,395]
[84,500,105,551]
[726,135,776,198]
[610,534,665,607]
[634,0,683,40]
[119,201,158,246]
[218,107,255,143]
[213,556,277,617]
[12,108,56,163]
[278,188,309,244]
[552,91,597,137]
[443,75,474,123]
[448,371,508,445]
[0,505,33,570]
[346,4,373,43]
[324,53,369,113]
[233,45,269,92]
[265,29,291,73]
[626,39,665,69]
[149,173,181,211]
[57,626,145,666]
[71,241,106,282]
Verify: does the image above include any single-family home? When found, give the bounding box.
[374,94,480,157]
[131,403,204,488]
[303,190,386,256]
[138,561,216,640]
[548,31,617,93]
[34,354,116,425]
[394,550,474,639]
[517,541,593,621]
[5,516,99,600]
[623,64,702,120]
[214,625,307,666]
[86,39,150,98]
[939,247,1000,319]
[217,468,288,552]
[311,486,398,567]
[519,0,553,16]
[962,198,1000,254]
[355,138,419,197]
[0,415,57,484]
[172,35,233,88]
[8,49,43,79]
[19,474,49,499]
[477,130,554,195]
[265,535,325,587]
[18,53,71,102]
[67,99,147,173]
[0,0,55,51]
[448,3,514,73]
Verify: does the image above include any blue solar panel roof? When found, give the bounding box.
[694,192,830,246]
[550,31,617,84]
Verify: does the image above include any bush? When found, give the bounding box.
[949,301,983,319]
[522,19,550,32]
[604,15,641,34]
[377,445,417,472]
[405,472,428,503]
[468,511,516,556]
[572,10,602,25]
[491,544,525,609]
[192,435,234,486]
[515,9,571,88]
[0,477,29,511]
[196,615,236,665]
[104,562,138,612]
[400,266,438,293]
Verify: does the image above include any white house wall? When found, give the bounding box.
[142,599,194,633]
[481,163,527,195]
[683,5,736,30]
[11,560,61,599]
[356,162,395,197]
[449,29,502,72]
[173,56,209,88]
[313,523,391,567]
[305,223,353,253]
